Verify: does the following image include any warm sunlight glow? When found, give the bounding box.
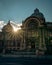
[13,25,21,32]
[11,22,22,32]
[13,26,17,32]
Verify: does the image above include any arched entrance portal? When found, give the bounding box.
[24,18,39,50]
[26,37,35,49]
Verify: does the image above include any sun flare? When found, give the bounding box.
[11,22,21,32]
[12,26,21,32]
[13,26,17,32]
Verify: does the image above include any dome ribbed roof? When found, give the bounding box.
[2,20,13,32]
[31,8,45,19]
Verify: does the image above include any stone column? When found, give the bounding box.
[39,27,46,55]
[23,31,26,49]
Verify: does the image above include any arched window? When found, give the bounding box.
[28,19,38,29]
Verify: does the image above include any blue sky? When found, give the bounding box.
[0,0,52,23]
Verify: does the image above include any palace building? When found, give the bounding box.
[0,8,52,55]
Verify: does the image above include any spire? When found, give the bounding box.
[8,20,11,25]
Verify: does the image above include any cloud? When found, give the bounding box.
[10,21,22,27]
[0,21,22,31]
[0,21,6,31]
[10,21,22,31]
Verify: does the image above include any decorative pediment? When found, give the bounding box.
[22,9,46,29]
[23,16,45,29]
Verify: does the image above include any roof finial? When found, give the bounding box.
[8,20,11,25]
[34,8,39,13]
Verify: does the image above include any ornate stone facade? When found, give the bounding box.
[0,8,52,55]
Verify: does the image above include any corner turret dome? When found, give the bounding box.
[2,20,13,32]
